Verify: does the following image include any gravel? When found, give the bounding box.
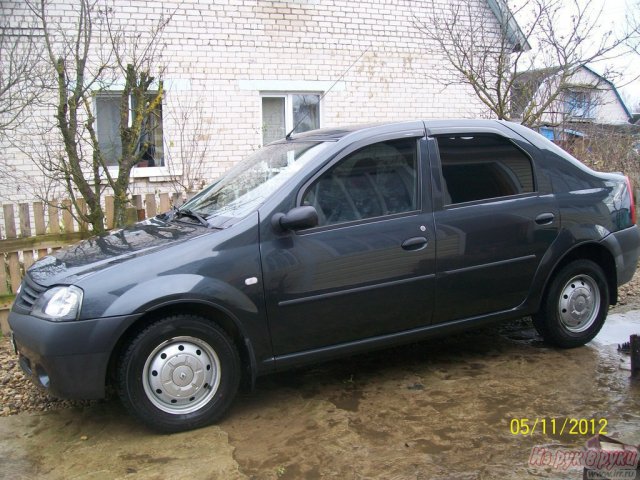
[614,269,640,310]
[1,271,638,417]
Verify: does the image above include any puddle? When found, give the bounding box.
[591,309,640,346]
[327,388,364,412]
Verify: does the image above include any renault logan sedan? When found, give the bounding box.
[9,120,640,432]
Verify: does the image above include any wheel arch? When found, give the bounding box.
[106,301,258,393]
[540,242,617,308]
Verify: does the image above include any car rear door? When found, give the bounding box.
[427,127,560,323]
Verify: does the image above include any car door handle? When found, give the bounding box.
[401,236,428,251]
[535,213,555,225]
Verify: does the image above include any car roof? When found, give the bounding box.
[278,119,511,143]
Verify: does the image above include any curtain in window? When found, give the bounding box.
[262,97,286,144]
[95,94,122,167]
[292,94,319,134]
[140,98,164,167]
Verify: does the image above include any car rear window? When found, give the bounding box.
[436,134,534,205]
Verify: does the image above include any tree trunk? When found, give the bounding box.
[112,185,131,228]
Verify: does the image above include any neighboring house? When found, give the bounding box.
[0,0,527,210]
[511,65,633,141]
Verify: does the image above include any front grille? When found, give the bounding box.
[13,276,46,313]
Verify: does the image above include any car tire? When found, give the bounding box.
[533,259,609,348]
[117,315,240,433]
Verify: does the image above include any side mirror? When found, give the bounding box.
[272,206,319,232]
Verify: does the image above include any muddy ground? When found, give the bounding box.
[1,305,639,479]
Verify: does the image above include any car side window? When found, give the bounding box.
[437,134,535,205]
[302,139,418,226]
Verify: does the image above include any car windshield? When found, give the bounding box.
[181,141,330,227]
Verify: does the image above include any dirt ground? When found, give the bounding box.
[0,274,639,479]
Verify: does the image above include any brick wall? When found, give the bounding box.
[0,0,501,225]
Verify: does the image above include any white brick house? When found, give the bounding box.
[0,0,526,211]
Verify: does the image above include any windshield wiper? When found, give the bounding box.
[173,207,210,227]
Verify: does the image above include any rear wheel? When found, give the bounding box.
[533,260,609,348]
[117,315,240,432]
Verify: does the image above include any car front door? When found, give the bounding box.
[260,135,436,356]
[429,130,560,323]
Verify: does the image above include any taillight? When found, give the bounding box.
[626,176,637,225]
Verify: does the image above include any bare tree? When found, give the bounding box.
[98,5,171,227]
[165,94,215,197]
[25,0,171,233]
[414,0,637,127]
[0,12,47,134]
[562,124,640,184]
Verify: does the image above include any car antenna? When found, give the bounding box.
[285,45,371,141]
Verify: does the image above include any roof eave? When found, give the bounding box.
[486,0,531,53]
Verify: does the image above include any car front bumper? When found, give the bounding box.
[8,311,139,399]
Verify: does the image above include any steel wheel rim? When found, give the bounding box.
[142,336,221,414]
[557,274,601,333]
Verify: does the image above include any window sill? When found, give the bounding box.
[102,166,174,178]
[131,166,172,178]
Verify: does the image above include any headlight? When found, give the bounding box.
[32,286,83,321]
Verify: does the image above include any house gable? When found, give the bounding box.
[512,65,632,126]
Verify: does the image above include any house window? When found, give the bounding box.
[565,91,594,119]
[95,92,165,167]
[261,93,320,145]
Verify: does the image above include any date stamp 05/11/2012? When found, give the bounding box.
[510,418,608,436]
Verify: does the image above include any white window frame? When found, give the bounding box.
[260,92,323,145]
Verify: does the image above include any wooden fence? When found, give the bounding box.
[0,192,181,334]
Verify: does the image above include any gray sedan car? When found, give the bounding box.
[9,120,640,431]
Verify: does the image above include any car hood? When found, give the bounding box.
[28,217,213,287]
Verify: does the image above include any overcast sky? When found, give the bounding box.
[511,0,640,112]
[583,0,639,110]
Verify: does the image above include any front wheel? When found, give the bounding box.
[117,315,240,432]
[533,260,609,348]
